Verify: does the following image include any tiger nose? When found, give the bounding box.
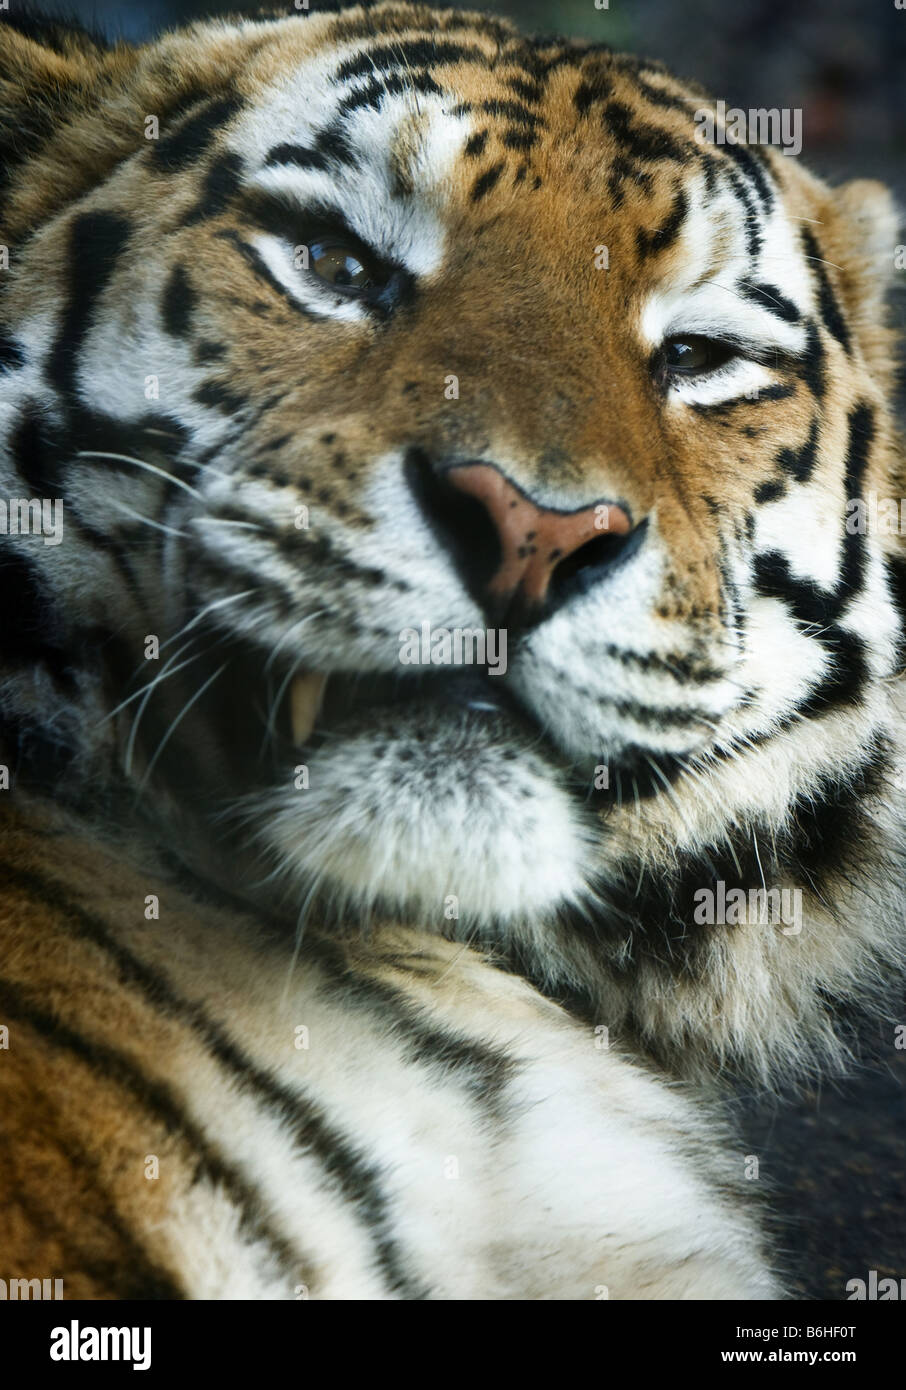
[445,462,633,619]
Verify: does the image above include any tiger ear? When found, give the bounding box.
[0,17,133,233]
[825,179,901,325]
[810,178,901,387]
[0,16,110,148]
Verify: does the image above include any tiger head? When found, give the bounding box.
[1,4,904,1078]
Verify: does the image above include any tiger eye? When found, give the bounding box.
[657,336,740,380]
[309,240,374,290]
[663,337,716,373]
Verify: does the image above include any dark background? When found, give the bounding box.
[18,0,906,1301]
[37,0,906,194]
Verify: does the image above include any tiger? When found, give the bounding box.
[0,0,903,1301]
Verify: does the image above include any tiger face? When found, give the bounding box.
[1,5,904,1076]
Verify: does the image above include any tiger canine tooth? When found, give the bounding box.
[290,672,327,745]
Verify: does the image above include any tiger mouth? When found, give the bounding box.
[284,667,679,805]
[287,666,537,747]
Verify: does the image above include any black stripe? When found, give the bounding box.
[688,384,795,418]
[181,151,244,227]
[636,187,689,259]
[335,39,488,82]
[0,331,25,372]
[885,552,906,668]
[754,479,785,504]
[602,102,687,164]
[309,119,356,168]
[563,743,890,999]
[474,98,542,128]
[776,416,819,483]
[194,340,227,365]
[752,458,872,722]
[12,1180,181,1301]
[573,73,611,116]
[506,75,544,104]
[795,626,869,715]
[0,858,425,1297]
[464,130,488,158]
[600,644,726,684]
[724,166,762,258]
[719,137,774,208]
[301,936,517,1121]
[0,975,305,1289]
[588,745,688,806]
[502,127,538,151]
[607,155,651,209]
[47,212,131,398]
[214,228,319,322]
[570,689,717,731]
[633,74,694,115]
[753,551,838,630]
[8,402,59,497]
[798,320,826,400]
[197,506,408,590]
[265,143,329,173]
[838,401,875,603]
[194,379,247,415]
[337,69,442,117]
[750,383,797,403]
[801,228,851,354]
[161,263,195,339]
[470,160,505,202]
[151,94,242,173]
[738,281,800,324]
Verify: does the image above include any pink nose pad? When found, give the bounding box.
[445,463,632,609]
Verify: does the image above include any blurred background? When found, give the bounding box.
[45,0,906,197]
[26,0,906,1300]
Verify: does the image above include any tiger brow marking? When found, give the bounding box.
[150,93,242,173]
[265,144,329,172]
[0,859,426,1298]
[800,227,852,354]
[335,39,489,82]
[636,186,689,260]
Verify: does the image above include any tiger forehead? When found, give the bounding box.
[235,22,710,212]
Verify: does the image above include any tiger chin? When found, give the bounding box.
[0,3,904,1300]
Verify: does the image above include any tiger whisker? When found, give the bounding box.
[76,450,203,500]
[103,638,202,726]
[159,590,257,654]
[124,641,210,776]
[108,500,189,540]
[137,661,229,792]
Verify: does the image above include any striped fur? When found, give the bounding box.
[0,3,903,1298]
[0,804,779,1298]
